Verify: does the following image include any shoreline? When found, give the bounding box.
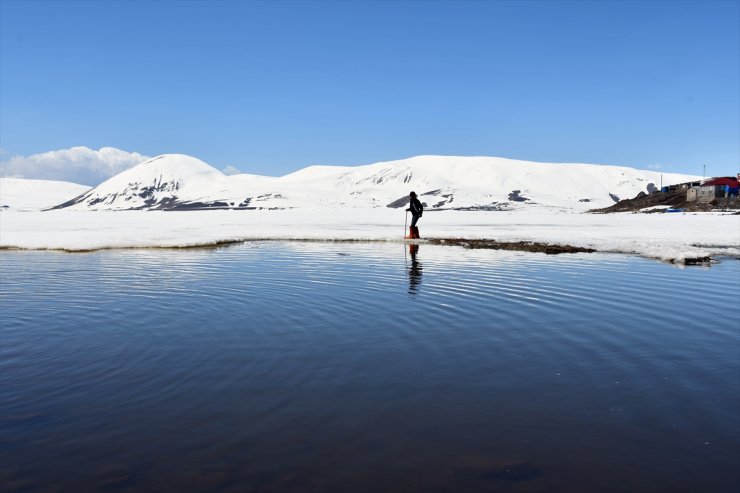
[1,209,738,264]
[0,237,726,265]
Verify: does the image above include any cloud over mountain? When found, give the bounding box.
[0,146,150,186]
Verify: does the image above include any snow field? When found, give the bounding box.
[1,208,738,263]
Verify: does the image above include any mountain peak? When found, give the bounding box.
[49,153,226,210]
[133,154,223,176]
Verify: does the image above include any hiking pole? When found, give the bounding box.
[404,210,408,263]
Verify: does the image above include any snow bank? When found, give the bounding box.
[0,178,90,211]
[1,209,738,263]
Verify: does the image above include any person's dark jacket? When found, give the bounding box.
[408,196,423,216]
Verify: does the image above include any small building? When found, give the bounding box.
[687,187,699,202]
[687,177,740,203]
[662,181,701,193]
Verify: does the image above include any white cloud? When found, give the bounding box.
[0,146,151,186]
[222,165,242,176]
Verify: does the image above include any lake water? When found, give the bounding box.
[1,242,738,493]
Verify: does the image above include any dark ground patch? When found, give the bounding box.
[427,238,596,254]
[446,203,513,211]
[508,190,529,202]
[386,196,429,209]
[386,196,410,209]
[590,190,740,213]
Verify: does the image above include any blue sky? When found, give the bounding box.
[1,0,738,179]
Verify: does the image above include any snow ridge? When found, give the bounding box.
[5,153,701,212]
[0,178,91,211]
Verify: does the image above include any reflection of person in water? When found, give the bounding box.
[407,244,422,294]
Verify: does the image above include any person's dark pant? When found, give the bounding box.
[410,214,420,228]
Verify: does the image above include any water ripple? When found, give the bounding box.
[1,243,738,493]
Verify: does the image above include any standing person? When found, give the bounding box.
[405,191,423,239]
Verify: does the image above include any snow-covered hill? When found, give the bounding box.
[0,178,90,211]
[284,155,699,211]
[11,154,701,212]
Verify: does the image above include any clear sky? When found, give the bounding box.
[1,0,738,179]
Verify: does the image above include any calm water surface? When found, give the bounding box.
[1,243,738,493]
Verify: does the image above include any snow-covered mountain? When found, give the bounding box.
[10,154,701,212]
[0,178,90,211]
[50,154,230,210]
[286,155,698,211]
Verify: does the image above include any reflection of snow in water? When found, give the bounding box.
[1,244,738,493]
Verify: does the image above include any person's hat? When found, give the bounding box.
[410,191,416,196]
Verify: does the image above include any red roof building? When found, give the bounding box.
[688,176,740,203]
[701,177,740,187]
